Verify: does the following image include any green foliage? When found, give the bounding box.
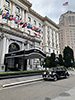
[63,46,74,68]
[43,53,57,68]
[50,53,57,67]
[58,54,63,66]
[43,56,50,68]
[0,70,43,76]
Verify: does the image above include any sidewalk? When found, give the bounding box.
[0,75,42,88]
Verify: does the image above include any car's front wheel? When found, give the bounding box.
[53,75,57,81]
[65,73,69,78]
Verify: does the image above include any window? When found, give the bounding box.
[34,20,36,25]
[5,0,10,7]
[57,51,58,54]
[72,16,74,24]
[68,16,71,24]
[53,50,55,53]
[49,49,50,52]
[29,44,33,48]
[15,15,19,27]
[24,10,26,19]
[16,5,20,14]
[39,23,41,27]
[9,43,20,52]
[28,17,31,22]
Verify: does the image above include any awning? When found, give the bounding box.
[5,49,46,59]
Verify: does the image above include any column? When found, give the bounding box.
[21,42,24,50]
[1,36,6,65]
[6,38,9,54]
[11,3,15,28]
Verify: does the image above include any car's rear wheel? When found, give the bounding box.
[53,75,57,81]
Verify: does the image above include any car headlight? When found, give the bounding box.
[49,72,51,74]
[44,72,46,74]
[52,72,56,75]
[47,68,49,70]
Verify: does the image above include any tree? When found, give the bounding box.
[58,54,63,66]
[43,56,50,68]
[63,46,74,68]
[50,53,57,67]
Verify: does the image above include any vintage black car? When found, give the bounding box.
[42,67,69,81]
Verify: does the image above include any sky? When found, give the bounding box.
[29,0,75,24]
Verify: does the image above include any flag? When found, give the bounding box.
[32,26,36,31]
[34,32,41,37]
[2,12,9,19]
[19,21,24,25]
[2,13,6,19]
[34,33,37,36]
[63,2,68,6]
[8,15,13,21]
[5,12,9,19]
[22,23,27,28]
[27,23,32,29]
[14,18,21,24]
[35,28,41,33]
[13,17,16,21]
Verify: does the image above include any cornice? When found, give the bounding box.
[29,9,44,21]
[29,9,59,29]
[44,16,59,29]
[10,0,31,11]
[11,0,32,7]
[0,23,40,43]
[19,0,32,7]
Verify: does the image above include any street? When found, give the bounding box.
[0,74,75,100]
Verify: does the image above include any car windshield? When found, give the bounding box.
[49,68,56,71]
[49,67,66,71]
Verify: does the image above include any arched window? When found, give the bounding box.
[8,43,20,52]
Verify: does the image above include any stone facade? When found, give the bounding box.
[59,11,75,57]
[0,0,60,71]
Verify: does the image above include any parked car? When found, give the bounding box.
[42,66,69,81]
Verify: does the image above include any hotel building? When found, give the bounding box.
[0,0,60,71]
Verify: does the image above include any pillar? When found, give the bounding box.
[1,36,6,65]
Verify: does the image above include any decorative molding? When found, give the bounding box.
[0,23,41,43]
[11,0,29,12]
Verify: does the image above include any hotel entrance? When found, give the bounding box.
[4,49,46,71]
[5,57,27,71]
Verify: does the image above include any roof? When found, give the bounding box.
[44,16,59,29]
[29,9,44,21]
[29,9,59,29]
[60,11,75,17]
[23,0,32,7]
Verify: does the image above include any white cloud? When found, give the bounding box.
[29,0,75,24]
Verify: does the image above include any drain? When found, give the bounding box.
[59,92,71,97]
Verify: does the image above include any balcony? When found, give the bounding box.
[0,23,41,43]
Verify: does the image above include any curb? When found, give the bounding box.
[2,78,43,88]
[0,73,42,80]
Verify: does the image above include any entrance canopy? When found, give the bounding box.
[5,48,46,59]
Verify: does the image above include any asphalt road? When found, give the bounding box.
[0,75,75,100]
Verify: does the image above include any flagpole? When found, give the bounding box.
[63,1,69,13]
